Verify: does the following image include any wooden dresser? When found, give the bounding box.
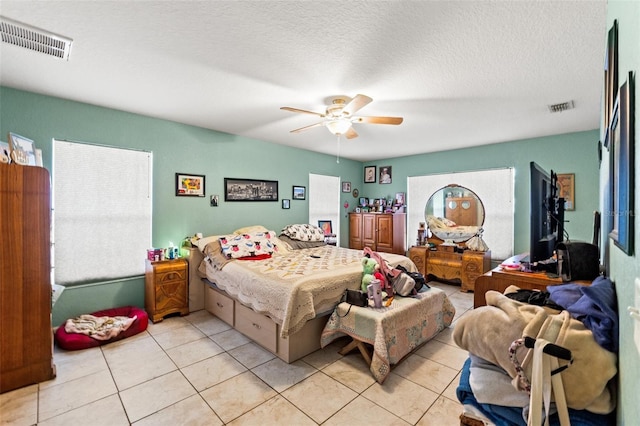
[1,163,56,393]
[409,245,491,292]
[349,212,406,255]
[145,258,189,322]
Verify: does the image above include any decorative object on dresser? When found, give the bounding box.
[8,132,38,166]
[1,163,56,393]
[145,258,189,323]
[348,211,406,255]
[418,184,492,292]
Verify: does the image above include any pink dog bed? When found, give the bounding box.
[55,306,148,351]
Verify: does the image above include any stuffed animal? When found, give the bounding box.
[361,256,385,292]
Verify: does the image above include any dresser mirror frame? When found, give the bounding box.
[424,184,485,244]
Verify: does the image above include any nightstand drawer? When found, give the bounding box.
[235,303,276,352]
[205,285,234,326]
[156,269,187,284]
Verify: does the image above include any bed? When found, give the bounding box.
[186,224,425,362]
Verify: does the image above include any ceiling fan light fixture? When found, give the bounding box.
[326,119,352,135]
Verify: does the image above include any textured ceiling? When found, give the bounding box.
[0,1,607,162]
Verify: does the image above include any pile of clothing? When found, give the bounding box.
[454,276,618,425]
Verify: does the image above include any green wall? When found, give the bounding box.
[603,2,640,424]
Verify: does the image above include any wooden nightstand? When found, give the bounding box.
[145,258,189,323]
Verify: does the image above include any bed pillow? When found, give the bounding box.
[195,235,224,252]
[233,225,269,235]
[277,234,326,250]
[219,231,277,259]
[281,224,325,242]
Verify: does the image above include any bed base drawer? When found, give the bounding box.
[204,285,234,326]
[235,303,277,353]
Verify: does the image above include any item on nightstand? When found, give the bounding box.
[556,241,600,282]
[341,289,368,308]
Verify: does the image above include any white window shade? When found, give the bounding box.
[309,173,340,239]
[53,140,152,285]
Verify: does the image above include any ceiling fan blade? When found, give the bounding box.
[281,106,325,117]
[345,127,358,139]
[353,116,403,125]
[342,94,373,116]
[290,122,324,133]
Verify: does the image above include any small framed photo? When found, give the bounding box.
[342,181,351,192]
[379,166,392,184]
[175,173,206,197]
[282,199,290,209]
[318,220,332,235]
[364,166,376,183]
[210,195,219,207]
[293,185,306,200]
[359,197,367,206]
[395,192,406,205]
[355,207,361,213]
[8,132,37,166]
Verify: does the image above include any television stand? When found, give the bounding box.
[474,253,590,308]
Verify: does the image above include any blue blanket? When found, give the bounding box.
[547,276,618,352]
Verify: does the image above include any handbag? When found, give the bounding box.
[341,289,368,307]
[556,241,600,282]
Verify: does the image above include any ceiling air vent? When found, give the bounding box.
[548,100,574,113]
[0,16,72,60]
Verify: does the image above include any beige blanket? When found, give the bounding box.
[65,314,136,341]
[453,290,617,413]
[201,245,415,338]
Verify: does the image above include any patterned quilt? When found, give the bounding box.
[201,245,415,338]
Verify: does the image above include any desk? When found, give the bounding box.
[320,288,455,383]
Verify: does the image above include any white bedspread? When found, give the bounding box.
[200,245,415,338]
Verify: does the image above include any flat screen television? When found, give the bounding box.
[529,161,565,266]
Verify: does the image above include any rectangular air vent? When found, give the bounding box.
[0,16,72,60]
[548,100,574,113]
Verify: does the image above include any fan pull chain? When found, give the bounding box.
[336,134,341,164]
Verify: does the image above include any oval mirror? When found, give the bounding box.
[424,184,485,244]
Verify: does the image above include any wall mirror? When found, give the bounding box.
[424,184,485,244]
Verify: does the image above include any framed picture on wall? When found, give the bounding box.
[282,199,290,209]
[175,173,205,197]
[379,166,392,184]
[364,166,376,183]
[556,173,575,211]
[609,72,634,255]
[224,178,278,201]
[342,181,351,192]
[292,185,306,200]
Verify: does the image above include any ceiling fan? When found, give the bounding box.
[280,94,403,139]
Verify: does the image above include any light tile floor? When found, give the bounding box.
[1,282,473,426]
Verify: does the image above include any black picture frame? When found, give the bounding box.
[364,165,376,183]
[603,20,618,148]
[342,181,351,192]
[379,166,392,184]
[609,72,635,255]
[292,185,306,200]
[175,173,206,197]
[282,199,290,209]
[224,178,278,201]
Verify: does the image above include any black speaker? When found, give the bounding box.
[556,241,600,282]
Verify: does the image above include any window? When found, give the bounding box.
[53,140,152,285]
[309,173,340,241]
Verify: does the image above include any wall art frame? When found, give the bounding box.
[342,181,351,192]
[364,165,376,183]
[556,173,575,211]
[282,199,290,209]
[224,178,278,201]
[379,166,392,184]
[175,173,206,197]
[609,72,634,255]
[603,20,618,148]
[292,185,306,200]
